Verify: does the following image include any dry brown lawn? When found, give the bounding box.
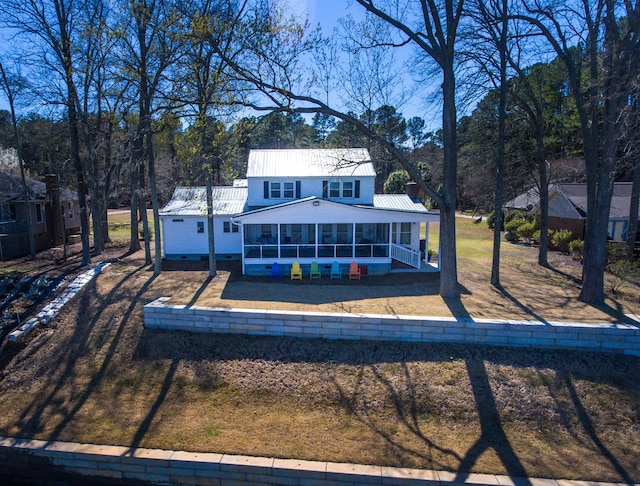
[0,218,638,483]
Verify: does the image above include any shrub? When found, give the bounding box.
[487,209,530,230]
[383,170,410,194]
[550,229,574,253]
[568,239,583,260]
[504,217,526,235]
[516,220,537,244]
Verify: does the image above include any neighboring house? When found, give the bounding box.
[0,172,81,260]
[506,182,637,241]
[160,148,439,276]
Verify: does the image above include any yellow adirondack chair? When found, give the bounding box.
[291,261,303,280]
[310,261,321,279]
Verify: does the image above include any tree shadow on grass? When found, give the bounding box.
[547,263,638,325]
[455,354,530,483]
[135,328,639,479]
[11,261,156,440]
[128,358,179,450]
[492,284,550,324]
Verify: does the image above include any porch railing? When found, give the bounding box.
[390,243,421,269]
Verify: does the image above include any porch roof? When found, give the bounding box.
[233,195,438,222]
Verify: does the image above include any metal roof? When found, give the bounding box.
[372,194,432,213]
[246,148,376,178]
[235,195,434,219]
[160,186,247,217]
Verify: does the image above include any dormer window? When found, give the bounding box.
[264,181,301,200]
[322,180,360,199]
[343,181,353,198]
[283,182,294,198]
[270,182,281,199]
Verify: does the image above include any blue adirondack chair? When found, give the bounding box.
[270,262,282,280]
[330,261,342,279]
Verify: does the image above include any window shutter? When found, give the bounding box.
[355,180,360,198]
[322,180,328,199]
[264,181,269,199]
[296,181,301,199]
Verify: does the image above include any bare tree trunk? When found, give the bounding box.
[129,162,141,253]
[206,169,216,277]
[0,62,36,260]
[146,127,162,275]
[535,124,549,267]
[490,0,508,287]
[439,61,459,298]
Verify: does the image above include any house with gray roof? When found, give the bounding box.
[160,148,439,276]
[0,172,80,260]
[506,182,637,241]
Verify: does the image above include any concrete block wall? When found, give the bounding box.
[144,298,640,356]
[0,436,620,485]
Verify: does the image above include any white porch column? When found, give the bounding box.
[240,222,245,275]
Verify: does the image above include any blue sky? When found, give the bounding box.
[0,1,438,131]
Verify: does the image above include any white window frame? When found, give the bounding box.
[342,181,354,198]
[270,182,281,199]
[283,181,294,199]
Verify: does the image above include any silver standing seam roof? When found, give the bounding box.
[247,148,376,178]
[160,186,248,216]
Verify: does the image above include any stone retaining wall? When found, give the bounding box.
[144,298,640,355]
[0,436,617,485]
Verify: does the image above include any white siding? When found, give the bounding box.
[214,216,242,253]
[162,216,208,256]
[247,176,375,207]
[162,215,243,256]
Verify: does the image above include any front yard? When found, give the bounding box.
[0,217,638,482]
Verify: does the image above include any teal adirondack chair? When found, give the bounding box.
[330,261,342,279]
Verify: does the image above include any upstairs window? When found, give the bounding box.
[197,221,204,233]
[322,180,360,199]
[264,181,301,199]
[283,182,294,198]
[270,182,281,199]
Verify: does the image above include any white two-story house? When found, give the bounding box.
[160,148,439,276]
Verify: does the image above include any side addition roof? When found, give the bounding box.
[160,186,248,217]
[246,148,376,178]
[372,194,432,213]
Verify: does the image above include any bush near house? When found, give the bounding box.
[550,229,574,253]
[486,208,530,230]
